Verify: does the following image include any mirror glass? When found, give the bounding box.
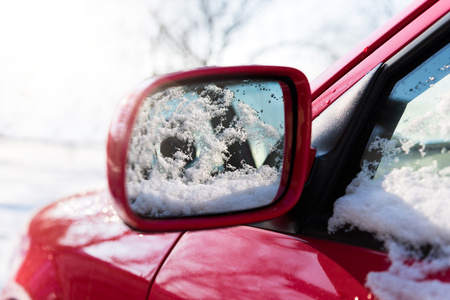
[126,79,286,217]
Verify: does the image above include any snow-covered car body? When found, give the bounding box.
[2,0,450,299]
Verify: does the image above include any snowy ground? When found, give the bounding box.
[0,138,106,289]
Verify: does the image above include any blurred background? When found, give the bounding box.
[0,0,412,289]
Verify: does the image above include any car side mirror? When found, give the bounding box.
[107,66,312,231]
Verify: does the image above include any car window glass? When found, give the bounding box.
[329,42,450,244]
[366,43,450,177]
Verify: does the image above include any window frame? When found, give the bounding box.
[298,12,450,250]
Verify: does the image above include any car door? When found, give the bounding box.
[327,18,450,299]
[301,8,450,300]
[300,6,450,247]
[147,226,378,299]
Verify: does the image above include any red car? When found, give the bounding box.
[3,0,450,299]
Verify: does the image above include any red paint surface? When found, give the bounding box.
[149,226,384,299]
[3,193,390,300]
[3,191,182,299]
[300,236,391,286]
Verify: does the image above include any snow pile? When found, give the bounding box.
[127,82,283,217]
[329,92,450,299]
[366,242,450,300]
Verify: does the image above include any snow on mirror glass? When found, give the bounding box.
[127,79,285,218]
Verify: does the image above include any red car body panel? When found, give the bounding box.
[148,226,387,299]
[4,192,392,299]
[3,191,182,299]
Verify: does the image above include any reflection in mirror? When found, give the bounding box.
[126,79,286,218]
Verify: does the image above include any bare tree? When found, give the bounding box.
[148,0,410,77]
[249,0,408,65]
[149,0,268,74]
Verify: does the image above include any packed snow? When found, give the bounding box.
[127,81,284,217]
[329,90,450,299]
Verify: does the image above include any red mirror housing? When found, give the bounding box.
[107,66,311,231]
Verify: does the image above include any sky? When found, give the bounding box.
[0,0,412,146]
[0,0,153,145]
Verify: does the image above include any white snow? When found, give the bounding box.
[129,165,280,217]
[127,82,283,217]
[329,91,450,299]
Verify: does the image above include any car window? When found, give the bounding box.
[329,41,450,244]
[362,42,450,178]
[328,40,450,300]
